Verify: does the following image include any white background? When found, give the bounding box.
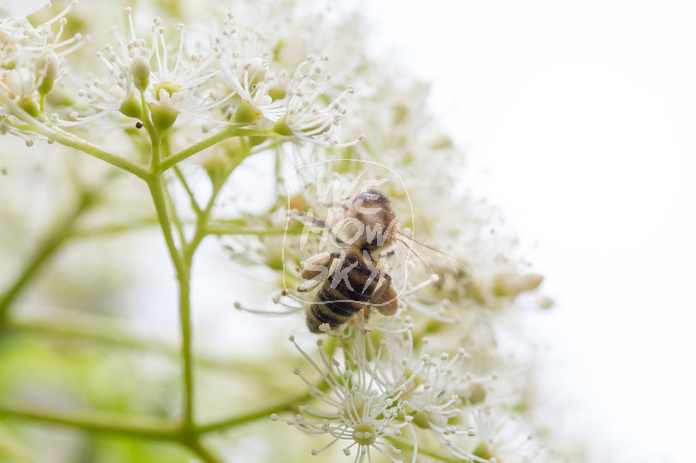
[365,1,696,462]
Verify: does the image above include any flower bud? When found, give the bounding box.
[119,92,142,119]
[151,103,178,132]
[232,99,262,123]
[19,97,40,117]
[492,272,544,298]
[35,51,59,96]
[130,56,151,91]
[271,116,293,136]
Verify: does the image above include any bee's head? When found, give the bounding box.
[349,190,390,210]
[342,189,397,252]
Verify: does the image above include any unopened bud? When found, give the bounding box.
[151,102,178,132]
[35,51,60,96]
[130,56,151,91]
[271,116,293,136]
[119,92,142,119]
[232,99,262,123]
[19,98,40,117]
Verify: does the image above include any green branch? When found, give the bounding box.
[146,175,195,433]
[196,395,306,435]
[197,382,331,435]
[0,191,95,325]
[7,319,281,375]
[8,319,175,356]
[0,93,148,179]
[159,126,268,171]
[173,166,202,215]
[204,225,296,236]
[0,403,179,442]
[186,440,225,463]
[68,219,159,238]
[162,178,187,249]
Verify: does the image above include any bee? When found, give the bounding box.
[298,189,401,333]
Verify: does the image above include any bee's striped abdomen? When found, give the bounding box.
[306,252,378,333]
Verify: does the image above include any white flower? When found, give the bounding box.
[0,1,81,62]
[0,1,82,125]
[216,18,285,122]
[273,334,418,463]
[148,21,222,116]
[471,407,567,463]
[406,347,497,460]
[79,8,222,125]
[3,67,37,103]
[282,55,362,147]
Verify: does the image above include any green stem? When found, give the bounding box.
[0,191,94,325]
[163,178,187,249]
[149,130,163,171]
[69,219,159,238]
[0,93,147,179]
[8,319,175,356]
[0,404,228,463]
[0,403,179,442]
[184,201,214,264]
[146,175,195,432]
[197,384,329,435]
[160,126,267,171]
[7,319,276,374]
[173,165,202,215]
[205,225,298,236]
[178,274,195,431]
[186,440,225,463]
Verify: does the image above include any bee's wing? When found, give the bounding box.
[393,231,478,289]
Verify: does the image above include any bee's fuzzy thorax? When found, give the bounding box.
[344,189,398,254]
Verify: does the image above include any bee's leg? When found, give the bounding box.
[362,305,371,323]
[369,273,399,316]
[294,213,346,246]
[298,251,341,292]
[370,272,391,301]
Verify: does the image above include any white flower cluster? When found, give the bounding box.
[1,2,360,148]
[81,9,362,147]
[0,1,83,143]
[0,1,573,462]
[272,316,564,463]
